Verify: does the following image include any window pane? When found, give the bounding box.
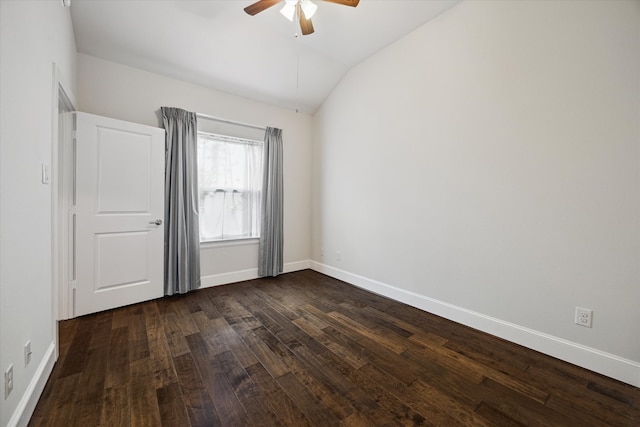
[197,134,262,241]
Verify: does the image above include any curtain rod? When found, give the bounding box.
[196,113,266,131]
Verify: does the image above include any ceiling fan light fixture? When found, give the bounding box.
[244,0,360,35]
[300,0,318,20]
[280,1,297,22]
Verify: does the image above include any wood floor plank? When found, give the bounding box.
[474,401,526,427]
[245,362,312,427]
[337,301,414,339]
[171,298,201,336]
[214,317,262,369]
[145,324,176,389]
[172,351,222,426]
[409,378,493,427]
[238,326,291,379]
[105,326,130,388]
[243,319,357,422]
[321,324,420,385]
[197,292,225,320]
[215,349,281,427]
[324,353,435,427]
[276,372,342,426]
[327,310,409,354]
[443,338,530,378]
[189,311,230,356]
[161,311,191,357]
[31,373,82,427]
[29,270,640,427]
[89,310,114,350]
[237,287,328,355]
[130,358,163,427]
[129,312,151,362]
[293,315,368,369]
[156,381,191,427]
[100,384,131,427]
[58,315,95,378]
[359,363,468,427]
[213,293,262,332]
[249,284,303,321]
[314,344,414,427]
[404,340,550,405]
[142,300,162,330]
[341,411,383,427]
[110,306,131,330]
[70,347,109,427]
[477,377,576,427]
[526,363,638,421]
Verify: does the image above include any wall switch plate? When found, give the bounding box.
[575,307,593,328]
[5,364,13,398]
[25,340,32,367]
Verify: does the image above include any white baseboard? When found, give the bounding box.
[310,261,640,388]
[7,342,56,427]
[200,260,311,289]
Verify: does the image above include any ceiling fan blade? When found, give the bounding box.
[298,3,315,35]
[300,17,314,35]
[244,0,282,16]
[321,0,360,7]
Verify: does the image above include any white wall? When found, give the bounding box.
[312,0,640,385]
[77,54,312,284]
[0,1,77,425]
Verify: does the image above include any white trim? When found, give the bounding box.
[200,260,311,288]
[283,260,311,273]
[6,342,56,427]
[310,261,640,388]
[201,268,260,288]
[52,61,77,325]
[198,131,262,146]
[196,112,266,132]
[200,237,259,249]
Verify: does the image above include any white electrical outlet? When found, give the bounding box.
[336,250,342,261]
[5,364,13,398]
[575,307,593,328]
[25,340,32,367]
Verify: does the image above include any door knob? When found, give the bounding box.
[149,219,163,225]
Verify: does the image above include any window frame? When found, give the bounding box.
[196,131,264,244]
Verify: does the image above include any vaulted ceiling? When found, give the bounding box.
[71,0,461,114]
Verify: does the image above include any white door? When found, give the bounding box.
[74,112,165,317]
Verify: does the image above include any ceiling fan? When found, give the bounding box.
[244,0,360,36]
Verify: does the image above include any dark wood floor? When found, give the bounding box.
[30,270,638,426]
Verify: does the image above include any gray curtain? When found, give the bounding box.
[258,127,284,277]
[161,107,201,295]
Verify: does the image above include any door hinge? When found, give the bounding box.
[71,284,77,318]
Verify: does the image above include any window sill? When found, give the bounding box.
[200,237,260,249]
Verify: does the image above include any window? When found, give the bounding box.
[197,132,263,242]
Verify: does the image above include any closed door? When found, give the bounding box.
[74,112,165,317]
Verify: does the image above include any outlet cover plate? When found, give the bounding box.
[575,307,593,328]
[25,340,32,367]
[5,364,13,398]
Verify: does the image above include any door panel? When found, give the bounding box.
[75,112,165,317]
[96,127,152,213]
[94,231,150,290]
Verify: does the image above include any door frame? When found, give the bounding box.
[51,62,76,344]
